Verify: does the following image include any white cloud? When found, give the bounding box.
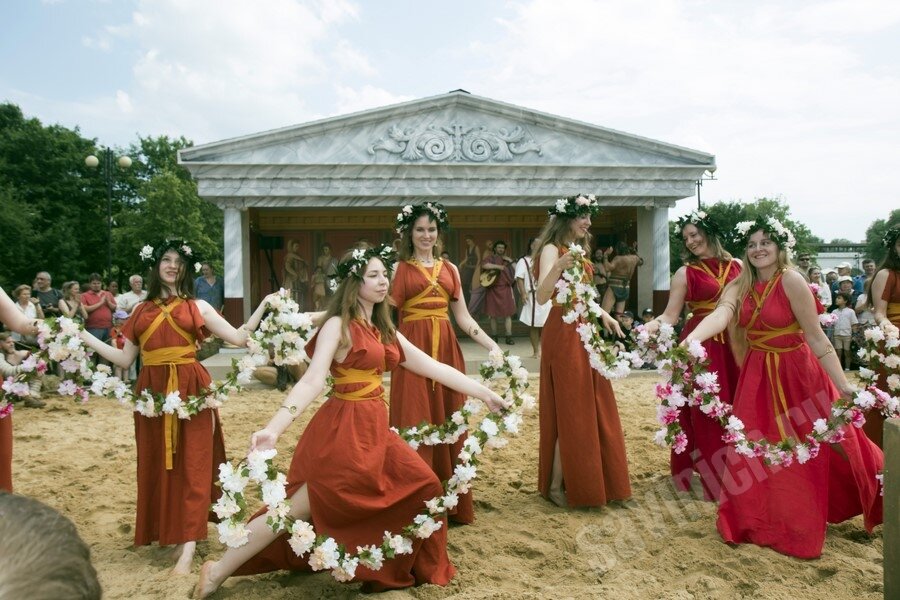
[333,84,414,116]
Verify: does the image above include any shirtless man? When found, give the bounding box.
[601,241,643,315]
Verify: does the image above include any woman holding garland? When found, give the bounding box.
[684,218,883,558]
[862,225,900,447]
[533,194,631,508]
[79,240,274,574]
[194,246,504,597]
[0,286,42,492]
[390,203,501,524]
[643,211,742,501]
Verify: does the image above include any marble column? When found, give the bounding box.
[222,205,247,326]
[651,206,671,313]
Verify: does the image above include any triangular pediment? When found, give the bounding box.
[179,91,714,169]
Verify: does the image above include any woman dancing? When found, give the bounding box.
[390,203,501,524]
[533,194,631,508]
[80,240,272,574]
[685,219,883,557]
[193,245,503,597]
[643,210,742,500]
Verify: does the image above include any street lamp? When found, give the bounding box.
[85,149,132,277]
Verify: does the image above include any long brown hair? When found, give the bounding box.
[531,215,593,269]
[145,246,195,302]
[315,251,396,350]
[397,213,444,261]
[724,229,794,322]
[679,224,732,266]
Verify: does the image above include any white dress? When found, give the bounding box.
[515,257,551,327]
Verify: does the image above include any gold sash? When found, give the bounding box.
[744,271,803,440]
[888,302,900,325]
[687,260,734,343]
[331,367,383,403]
[401,260,450,390]
[138,298,197,470]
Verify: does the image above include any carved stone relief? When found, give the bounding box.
[369,124,542,162]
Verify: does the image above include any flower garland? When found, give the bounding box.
[547,193,600,219]
[90,290,317,418]
[636,327,896,466]
[556,243,641,379]
[334,245,397,282]
[213,350,534,582]
[36,317,94,402]
[734,216,797,259]
[857,325,900,416]
[0,354,48,419]
[394,202,450,235]
[139,238,202,273]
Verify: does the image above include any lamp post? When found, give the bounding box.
[85,149,132,277]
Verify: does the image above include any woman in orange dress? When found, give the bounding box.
[194,246,503,597]
[533,194,631,508]
[863,225,900,447]
[0,286,42,492]
[390,202,500,524]
[80,240,272,574]
[686,219,883,557]
[643,211,742,500]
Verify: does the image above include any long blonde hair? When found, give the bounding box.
[724,231,794,322]
[315,252,396,349]
[531,215,593,268]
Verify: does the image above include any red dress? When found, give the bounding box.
[716,273,884,558]
[123,298,227,546]
[862,269,900,447]
[389,260,474,523]
[537,247,632,506]
[482,255,516,318]
[235,319,455,592]
[672,258,741,500]
[0,413,11,492]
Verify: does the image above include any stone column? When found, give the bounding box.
[885,418,899,599]
[222,205,247,326]
[652,205,671,314]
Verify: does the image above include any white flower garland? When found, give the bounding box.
[556,244,641,379]
[213,351,534,582]
[90,289,317,418]
[36,317,94,402]
[857,325,900,416]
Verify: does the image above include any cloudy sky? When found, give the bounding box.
[3,0,899,241]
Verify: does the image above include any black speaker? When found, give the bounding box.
[258,235,284,251]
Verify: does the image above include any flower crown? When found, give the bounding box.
[333,244,397,283]
[395,202,450,235]
[734,217,797,259]
[882,226,900,249]
[138,239,202,273]
[548,194,601,219]
[675,209,725,241]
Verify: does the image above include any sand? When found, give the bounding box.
[9,374,883,599]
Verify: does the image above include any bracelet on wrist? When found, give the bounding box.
[279,404,298,416]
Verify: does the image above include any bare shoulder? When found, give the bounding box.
[780,269,811,297]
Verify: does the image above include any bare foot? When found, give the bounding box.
[172,541,196,575]
[193,561,221,599]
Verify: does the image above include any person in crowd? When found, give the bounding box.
[642,210,741,500]
[614,311,636,350]
[252,360,307,391]
[808,266,832,307]
[0,332,44,407]
[824,268,838,291]
[832,275,858,310]
[117,275,147,316]
[310,266,327,310]
[32,271,62,318]
[795,252,812,281]
[481,241,517,344]
[684,218,882,558]
[391,204,500,524]
[861,225,900,447]
[58,281,88,323]
[516,238,550,359]
[10,285,43,346]
[82,273,116,345]
[282,240,309,310]
[0,491,102,599]
[0,286,42,492]
[533,194,630,508]
[830,292,858,370]
[193,246,503,597]
[601,241,643,316]
[855,258,876,295]
[459,235,481,304]
[640,308,655,325]
[831,262,853,296]
[466,239,492,317]
[107,280,120,297]
[78,239,274,574]
[194,263,225,312]
[316,243,339,296]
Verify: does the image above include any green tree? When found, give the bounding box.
[863,209,900,264]
[829,238,855,245]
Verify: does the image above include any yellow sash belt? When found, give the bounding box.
[402,260,450,389]
[331,367,383,402]
[138,298,197,470]
[688,299,725,343]
[888,302,900,325]
[747,323,803,440]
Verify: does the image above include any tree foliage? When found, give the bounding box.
[863,208,900,265]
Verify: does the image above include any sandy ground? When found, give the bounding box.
[9,374,883,600]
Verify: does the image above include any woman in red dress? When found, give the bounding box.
[643,211,742,500]
[194,246,503,598]
[390,203,500,524]
[533,194,631,508]
[0,286,42,492]
[685,219,883,557]
[863,225,900,447]
[80,240,272,574]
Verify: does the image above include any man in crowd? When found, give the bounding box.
[32,271,62,318]
[82,273,116,346]
[795,252,812,281]
[855,258,875,294]
[481,240,517,345]
[116,275,146,316]
[194,263,224,312]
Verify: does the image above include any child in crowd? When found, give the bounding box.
[108,310,131,381]
[0,332,44,407]
[640,308,655,325]
[831,292,858,370]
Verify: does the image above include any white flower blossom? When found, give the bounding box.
[308,538,340,571]
[288,521,316,556]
